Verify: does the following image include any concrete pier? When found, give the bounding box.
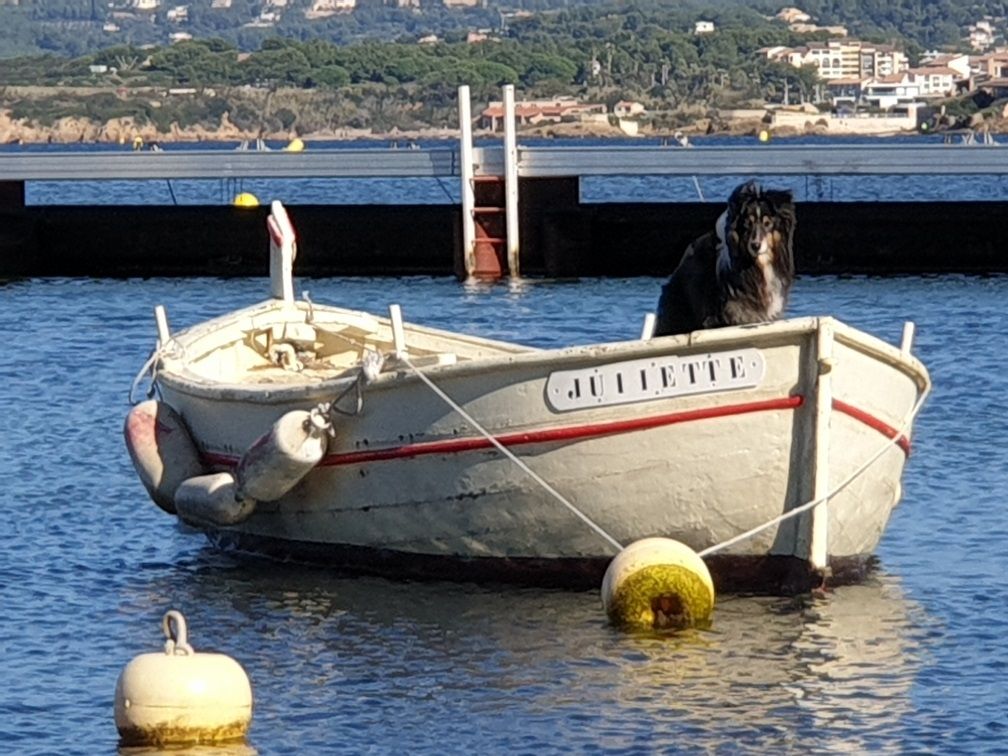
[1,144,1008,277]
[2,192,1005,278]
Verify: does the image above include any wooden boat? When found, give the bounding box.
[126,202,930,592]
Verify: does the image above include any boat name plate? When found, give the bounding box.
[545,348,765,412]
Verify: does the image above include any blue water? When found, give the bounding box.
[1,271,1006,753]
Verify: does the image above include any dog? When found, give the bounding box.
[653,181,796,337]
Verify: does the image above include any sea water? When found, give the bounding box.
[0,273,1006,753]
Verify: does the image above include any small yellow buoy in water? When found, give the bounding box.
[115,610,253,746]
[601,537,715,631]
[758,129,771,143]
[232,192,260,208]
[283,137,305,152]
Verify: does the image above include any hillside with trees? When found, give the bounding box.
[0,0,1005,59]
[0,1,1002,140]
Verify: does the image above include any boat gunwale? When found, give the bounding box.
[154,307,931,404]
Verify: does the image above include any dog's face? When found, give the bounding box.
[717,181,796,276]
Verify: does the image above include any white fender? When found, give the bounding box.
[174,472,256,527]
[124,400,204,514]
[235,409,329,502]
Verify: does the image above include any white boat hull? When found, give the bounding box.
[149,298,929,591]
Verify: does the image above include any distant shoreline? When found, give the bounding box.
[6,112,999,146]
[1,108,947,146]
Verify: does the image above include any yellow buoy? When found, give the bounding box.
[115,610,253,746]
[232,192,260,208]
[283,137,305,152]
[758,129,771,143]
[601,537,715,631]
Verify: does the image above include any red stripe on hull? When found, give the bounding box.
[321,395,805,466]
[202,395,804,468]
[832,399,911,455]
[200,395,912,467]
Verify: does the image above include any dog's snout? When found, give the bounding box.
[747,232,764,256]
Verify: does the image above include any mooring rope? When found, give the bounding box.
[129,348,162,404]
[402,356,625,554]
[128,339,186,405]
[697,382,932,558]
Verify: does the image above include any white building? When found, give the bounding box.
[765,39,908,81]
[907,67,959,98]
[613,100,645,117]
[775,7,811,24]
[919,52,972,79]
[861,73,921,109]
[305,0,355,18]
[694,21,714,35]
[166,4,188,22]
[970,20,996,51]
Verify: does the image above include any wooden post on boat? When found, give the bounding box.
[268,200,297,304]
[457,86,478,280]
[503,84,520,278]
[807,318,834,576]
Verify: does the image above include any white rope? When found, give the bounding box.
[402,356,624,554]
[128,338,185,405]
[698,382,932,558]
[128,348,161,405]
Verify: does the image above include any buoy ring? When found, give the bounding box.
[601,537,715,632]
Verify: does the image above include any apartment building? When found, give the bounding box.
[765,39,908,81]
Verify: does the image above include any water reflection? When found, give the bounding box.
[120,745,257,756]
[117,551,927,752]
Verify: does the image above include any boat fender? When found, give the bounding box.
[115,609,253,746]
[235,408,329,502]
[174,472,257,527]
[601,537,715,631]
[124,400,205,514]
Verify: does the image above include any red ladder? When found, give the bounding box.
[470,174,508,280]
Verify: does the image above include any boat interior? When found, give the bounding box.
[171,302,531,385]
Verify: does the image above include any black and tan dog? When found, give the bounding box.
[653,181,796,337]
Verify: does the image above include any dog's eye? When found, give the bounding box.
[761,216,773,230]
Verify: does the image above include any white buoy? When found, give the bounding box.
[174,472,257,527]
[124,400,205,514]
[115,610,253,746]
[601,537,715,631]
[235,408,329,502]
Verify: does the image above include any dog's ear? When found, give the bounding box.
[728,180,761,208]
